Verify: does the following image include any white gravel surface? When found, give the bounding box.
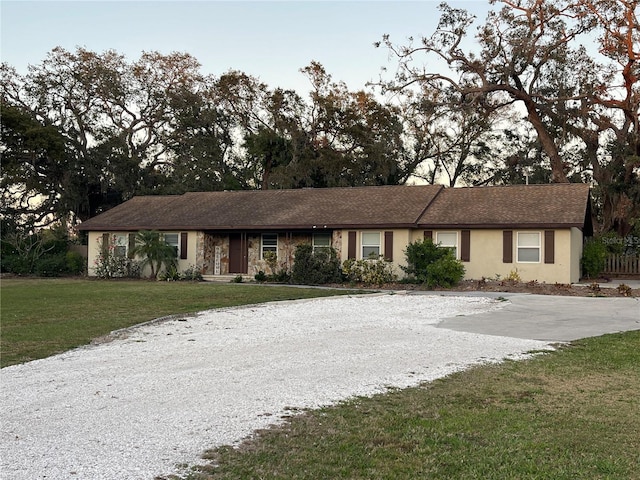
[1,293,553,480]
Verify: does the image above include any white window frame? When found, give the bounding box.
[436,231,458,259]
[517,232,541,263]
[261,233,278,259]
[113,234,128,258]
[312,233,332,252]
[163,233,180,258]
[361,232,381,259]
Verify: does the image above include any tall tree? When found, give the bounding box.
[0,102,69,230]
[378,0,639,232]
[1,48,221,224]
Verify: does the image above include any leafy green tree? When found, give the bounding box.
[0,102,70,229]
[130,230,177,279]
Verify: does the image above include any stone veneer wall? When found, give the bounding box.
[248,233,313,276]
[197,231,342,276]
[200,233,230,275]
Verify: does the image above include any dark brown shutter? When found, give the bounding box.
[544,230,555,264]
[384,231,394,261]
[461,230,470,262]
[102,233,110,255]
[128,233,136,258]
[347,231,357,259]
[423,230,433,241]
[180,232,188,259]
[503,231,513,263]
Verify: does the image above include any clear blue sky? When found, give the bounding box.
[1,1,492,95]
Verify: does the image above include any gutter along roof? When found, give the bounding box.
[76,183,592,232]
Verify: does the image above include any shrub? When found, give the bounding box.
[581,238,607,279]
[34,254,68,277]
[255,270,268,282]
[65,251,85,275]
[291,244,342,285]
[94,235,141,279]
[181,265,203,281]
[424,254,466,288]
[505,268,521,284]
[402,238,465,288]
[617,283,633,297]
[342,256,397,285]
[263,251,279,275]
[1,254,31,275]
[158,264,181,281]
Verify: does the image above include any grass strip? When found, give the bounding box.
[185,331,640,480]
[0,278,359,367]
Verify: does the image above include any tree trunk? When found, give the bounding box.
[523,99,569,184]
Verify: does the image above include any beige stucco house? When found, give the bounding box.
[77,183,593,284]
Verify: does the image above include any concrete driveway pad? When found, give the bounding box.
[432,292,640,341]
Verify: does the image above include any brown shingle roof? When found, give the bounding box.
[417,184,591,229]
[77,185,444,231]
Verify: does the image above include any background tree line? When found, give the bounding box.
[1,0,638,241]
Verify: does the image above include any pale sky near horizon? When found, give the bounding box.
[1,0,493,95]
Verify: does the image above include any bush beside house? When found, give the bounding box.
[402,238,465,288]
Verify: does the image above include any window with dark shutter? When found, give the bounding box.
[424,230,433,241]
[461,230,470,262]
[384,231,393,261]
[544,230,555,264]
[180,232,188,259]
[503,231,513,263]
[348,231,357,259]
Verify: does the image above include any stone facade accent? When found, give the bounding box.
[202,234,230,275]
[195,231,340,277]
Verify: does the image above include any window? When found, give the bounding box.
[361,232,380,259]
[313,233,331,252]
[164,233,180,257]
[261,233,278,259]
[517,232,540,262]
[436,232,458,258]
[113,234,127,258]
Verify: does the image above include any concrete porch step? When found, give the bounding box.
[202,274,254,283]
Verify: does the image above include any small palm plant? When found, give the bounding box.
[130,230,177,279]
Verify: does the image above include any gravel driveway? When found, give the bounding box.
[0,293,553,480]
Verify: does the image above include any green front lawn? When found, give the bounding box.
[0,278,358,367]
[191,331,640,479]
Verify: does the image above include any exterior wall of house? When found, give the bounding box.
[201,233,228,275]
[86,230,198,277]
[571,226,584,282]
[88,227,583,284]
[458,228,579,284]
[200,231,340,277]
[86,231,102,276]
[337,228,412,277]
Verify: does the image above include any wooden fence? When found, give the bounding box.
[603,254,640,276]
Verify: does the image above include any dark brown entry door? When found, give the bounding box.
[229,233,248,274]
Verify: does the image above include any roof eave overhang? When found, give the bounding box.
[418,223,585,230]
[78,223,419,231]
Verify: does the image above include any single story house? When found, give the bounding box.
[77,183,593,284]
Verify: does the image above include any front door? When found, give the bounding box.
[228,233,248,274]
